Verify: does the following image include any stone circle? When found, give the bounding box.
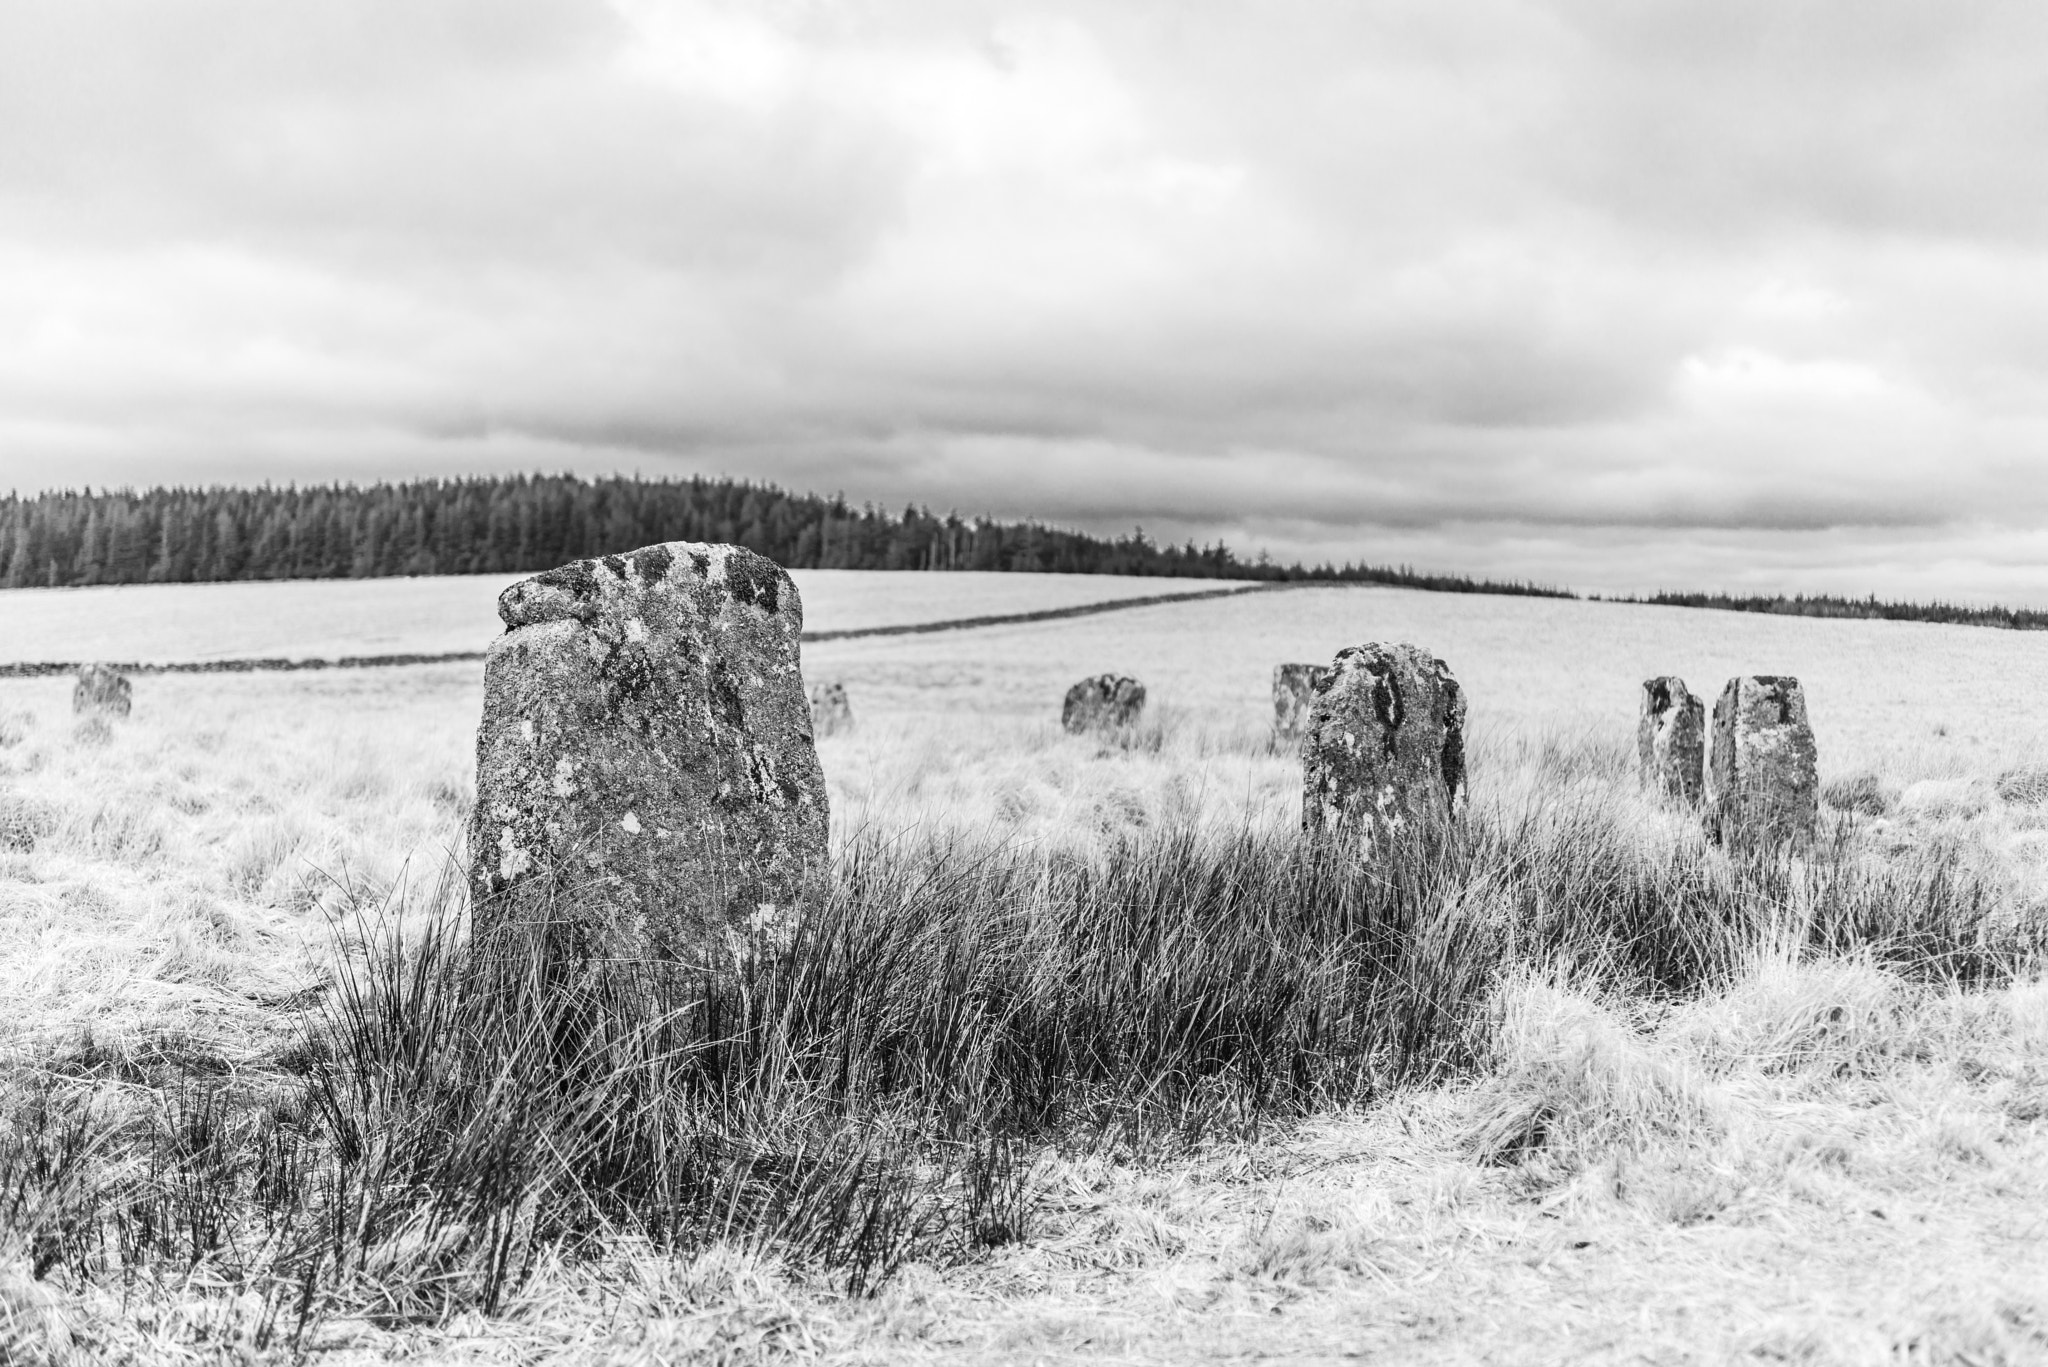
[1707,675,1818,848]
[1062,675,1146,733]
[73,665,131,718]
[1302,643,1466,847]
[469,542,830,967]
[809,681,854,737]
[1637,676,1705,803]
[1272,663,1329,743]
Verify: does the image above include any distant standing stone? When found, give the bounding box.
[1637,676,1704,803]
[470,543,830,966]
[1708,676,1818,847]
[809,680,854,737]
[72,664,131,718]
[1062,675,1146,733]
[1272,663,1328,743]
[1302,643,1466,844]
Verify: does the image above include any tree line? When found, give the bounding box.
[8,475,2033,628]
[1608,590,2048,631]
[0,474,1569,597]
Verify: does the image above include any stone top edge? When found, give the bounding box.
[496,542,801,631]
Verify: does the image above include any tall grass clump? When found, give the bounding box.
[0,740,2040,1348]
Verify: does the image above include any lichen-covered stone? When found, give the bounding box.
[1272,663,1328,743]
[469,542,829,966]
[1302,643,1466,845]
[72,665,131,718]
[809,680,854,738]
[1062,675,1145,733]
[1637,676,1704,803]
[1708,676,1818,848]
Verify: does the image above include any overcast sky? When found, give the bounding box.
[5,1,2048,600]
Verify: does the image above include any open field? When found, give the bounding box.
[810,584,2048,767]
[0,578,2046,1364]
[0,571,1252,665]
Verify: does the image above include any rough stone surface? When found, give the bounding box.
[809,681,854,737]
[1272,663,1329,743]
[1062,675,1146,733]
[1637,676,1705,803]
[1302,643,1466,845]
[72,665,131,718]
[1708,676,1819,847]
[469,542,829,966]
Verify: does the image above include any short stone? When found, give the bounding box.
[1302,643,1466,846]
[1637,676,1705,804]
[469,542,830,967]
[73,665,131,718]
[1272,663,1329,743]
[809,681,854,738]
[1062,675,1146,733]
[1707,676,1819,848]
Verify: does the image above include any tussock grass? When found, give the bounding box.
[0,746,2038,1359]
[0,658,2045,1359]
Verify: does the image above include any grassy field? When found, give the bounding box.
[0,580,2045,1364]
[0,571,1250,664]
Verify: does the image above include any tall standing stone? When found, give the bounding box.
[809,680,854,737]
[1062,675,1146,733]
[72,665,131,718]
[1637,676,1704,803]
[1302,643,1466,845]
[1708,676,1818,848]
[470,543,830,966]
[1272,663,1328,743]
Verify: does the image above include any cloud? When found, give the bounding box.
[2,0,2046,601]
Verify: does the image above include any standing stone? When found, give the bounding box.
[1302,644,1466,845]
[1272,663,1328,743]
[1062,675,1146,733]
[809,680,854,737]
[1708,676,1818,848]
[469,543,829,966]
[72,665,131,718]
[1637,676,1705,804]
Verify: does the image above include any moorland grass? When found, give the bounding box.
[1,754,2039,1360]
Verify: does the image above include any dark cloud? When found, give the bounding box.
[2,1,2045,600]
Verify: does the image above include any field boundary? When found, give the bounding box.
[0,582,1298,676]
[0,651,486,677]
[801,581,1286,642]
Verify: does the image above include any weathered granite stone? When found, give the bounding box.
[1302,643,1466,845]
[1637,676,1704,804]
[1707,676,1818,847]
[1062,675,1146,733]
[1272,663,1328,743]
[469,543,830,966]
[809,681,854,738]
[72,665,131,718]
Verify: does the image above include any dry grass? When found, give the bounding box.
[0,583,2046,1364]
[257,966,2048,1366]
